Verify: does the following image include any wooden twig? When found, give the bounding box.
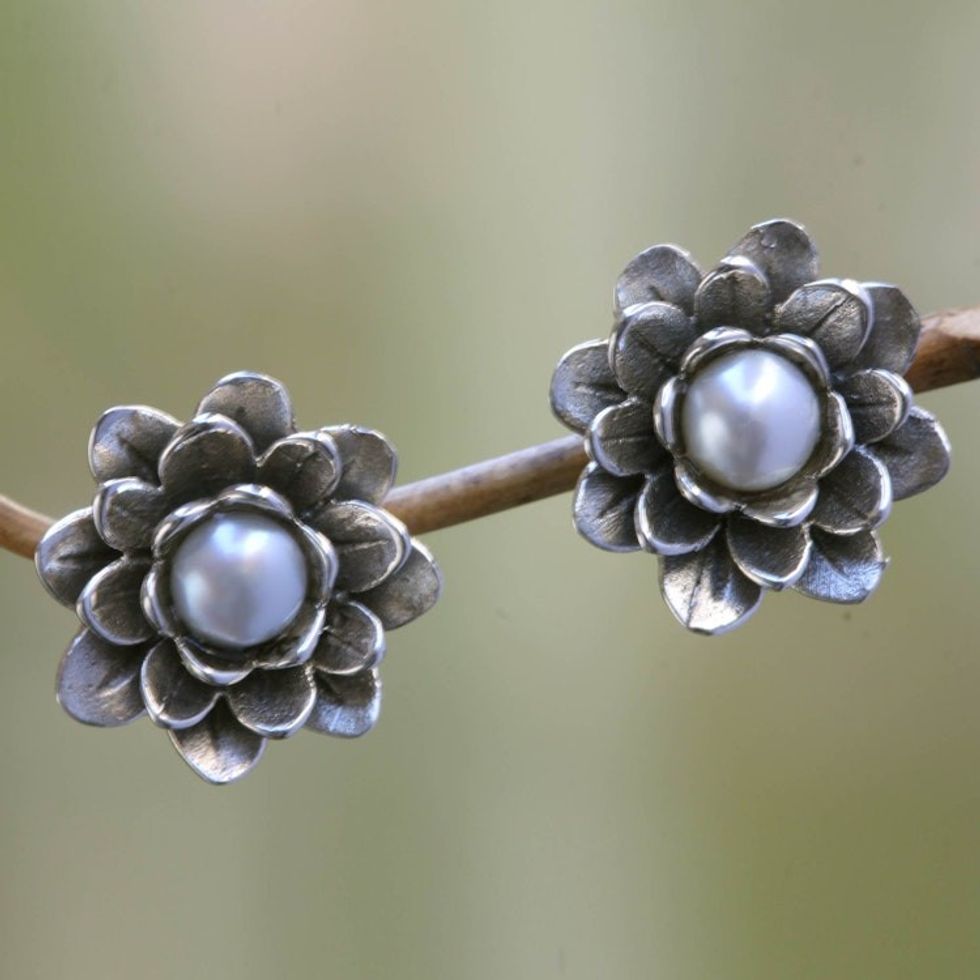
[2,305,979,558]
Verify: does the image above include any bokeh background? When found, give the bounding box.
[1,1,979,977]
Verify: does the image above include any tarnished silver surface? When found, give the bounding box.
[37,372,443,783]
[552,219,952,633]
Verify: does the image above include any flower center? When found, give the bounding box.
[680,348,821,492]
[170,513,308,651]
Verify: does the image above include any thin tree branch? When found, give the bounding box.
[2,305,979,556]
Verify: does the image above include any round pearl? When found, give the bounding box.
[681,349,821,492]
[170,513,308,652]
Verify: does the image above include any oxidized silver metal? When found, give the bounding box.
[36,373,442,783]
[551,220,951,634]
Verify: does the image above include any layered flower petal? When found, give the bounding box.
[358,543,442,630]
[140,639,218,730]
[852,284,921,374]
[56,629,147,727]
[773,279,872,369]
[257,431,341,514]
[726,516,811,589]
[250,602,327,670]
[314,600,386,675]
[693,257,771,331]
[89,406,180,483]
[611,302,698,400]
[588,399,667,477]
[837,369,911,444]
[794,529,886,603]
[550,340,624,433]
[227,665,317,738]
[811,447,892,535]
[196,371,295,454]
[572,465,642,552]
[869,407,951,501]
[614,243,702,316]
[659,535,763,634]
[169,700,266,784]
[740,477,819,528]
[811,392,856,477]
[158,415,256,501]
[308,500,409,593]
[77,557,154,645]
[36,508,116,607]
[321,425,397,504]
[723,219,819,304]
[94,478,170,552]
[635,464,719,556]
[673,460,738,515]
[306,668,382,738]
[176,637,253,686]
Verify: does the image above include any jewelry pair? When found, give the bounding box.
[35,220,952,782]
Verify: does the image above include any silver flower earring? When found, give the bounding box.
[551,219,951,634]
[36,372,442,783]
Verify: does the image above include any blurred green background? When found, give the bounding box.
[2,1,979,977]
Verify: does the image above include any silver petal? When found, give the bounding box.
[572,464,642,552]
[140,561,181,637]
[214,483,295,517]
[176,637,253,687]
[837,369,912,444]
[811,447,892,535]
[358,542,442,630]
[257,431,341,514]
[763,333,832,386]
[321,424,398,505]
[659,536,763,634]
[151,499,216,559]
[307,500,408,593]
[740,477,819,528]
[677,326,754,376]
[550,340,624,434]
[635,464,720,556]
[36,508,116,608]
[693,256,771,331]
[250,602,327,670]
[294,524,339,605]
[227,664,317,738]
[726,516,811,589]
[673,460,738,515]
[610,302,698,400]
[652,376,684,455]
[158,414,256,502]
[306,668,381,738]
[811,391,856,477]
[169,700,267,784]
[140,639,219,730]
[614,243,702,316]
[313,600,386,675]
[77,557,154,645]
[56,629,147,727]
[196,371,295,454]
[870,407,951,501]
[794,529,886,604]
[773,279,872,369]
[94,478,170,553]
[724,219,819,304]
[853,283,921,374]
[588,398,667,477]
[89,405,180,483]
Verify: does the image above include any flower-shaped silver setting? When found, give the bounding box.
[551,220,951,634]
[37,373,442,782]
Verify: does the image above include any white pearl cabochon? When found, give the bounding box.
[680,349,822,493]
[170,512,309,651]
